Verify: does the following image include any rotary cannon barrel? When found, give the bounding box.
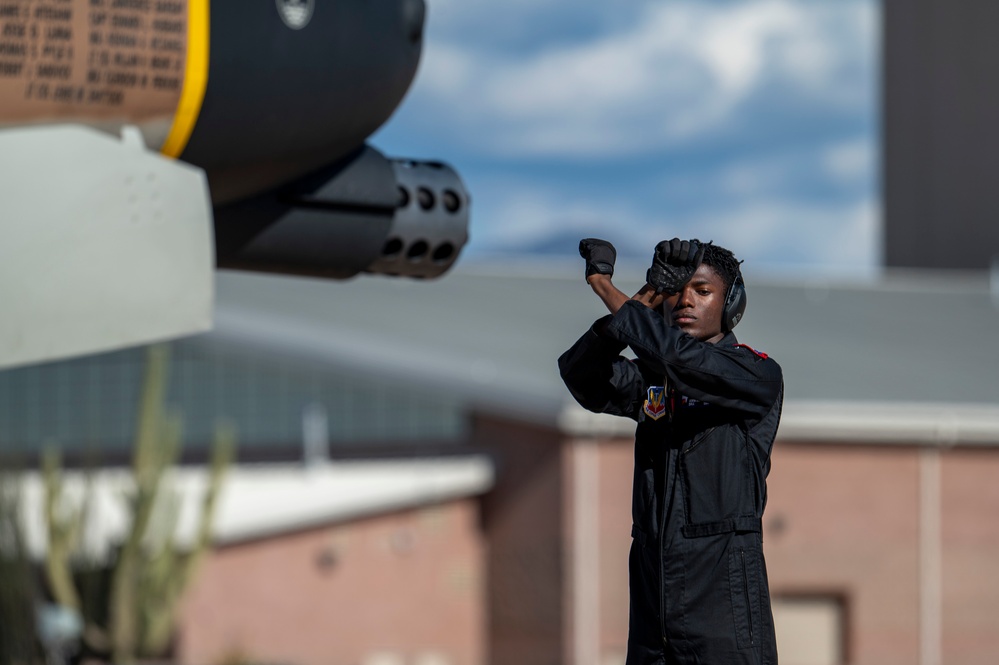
[213,144,469,279]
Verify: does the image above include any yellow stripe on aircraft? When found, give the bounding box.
[161,0,210,158]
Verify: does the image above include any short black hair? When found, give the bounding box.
[697,241,742,290]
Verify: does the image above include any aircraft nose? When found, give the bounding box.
[403,0,426,44]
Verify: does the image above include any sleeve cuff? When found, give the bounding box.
[588,315,628,354]
[605,300,645,338]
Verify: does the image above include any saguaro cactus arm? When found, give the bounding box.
[41,448,82,613]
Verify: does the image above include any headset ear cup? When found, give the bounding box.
[723,274,747,331]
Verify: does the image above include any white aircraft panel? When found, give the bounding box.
[0,124,213,369]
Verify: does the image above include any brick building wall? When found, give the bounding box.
[473,416,568,665]
[176,498,486,665]
[570,435,999,665]
[560,436,634,665]
[764,442,922,665]
[595,438,633,657]
[171,422,999,665]
[767,441,999,664]
[939,448,999,663]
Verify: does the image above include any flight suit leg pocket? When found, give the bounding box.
[728,546,762,649]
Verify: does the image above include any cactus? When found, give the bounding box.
[0,472,43,665]
[42,447,84,615]
[40,344,235,663]
[107,343,178,662]
[138,420,234,657]
[40,450,110,655]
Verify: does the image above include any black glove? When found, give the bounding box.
[646,238,705,294]
[578,238,616,280]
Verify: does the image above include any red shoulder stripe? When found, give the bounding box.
[734,343,768,359]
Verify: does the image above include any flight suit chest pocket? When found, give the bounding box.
[680,427,753,528]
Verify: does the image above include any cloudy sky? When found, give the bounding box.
[371,0,879,278]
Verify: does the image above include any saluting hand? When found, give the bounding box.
[578,238,617,282]
[646,238,705,294]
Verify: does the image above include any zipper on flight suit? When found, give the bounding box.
[658,385,676,650]
[659,497,667,649]
[740,548,755,645]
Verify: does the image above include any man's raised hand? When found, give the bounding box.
[646,238,705,294]
[579,238,617,282]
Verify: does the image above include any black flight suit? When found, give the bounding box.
[558,300,783,665]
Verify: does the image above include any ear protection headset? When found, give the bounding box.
[722,267,747,332]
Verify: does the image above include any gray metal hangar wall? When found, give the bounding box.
[884,0,999,270]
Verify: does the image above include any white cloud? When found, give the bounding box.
[467,179,879,276]
[415,0,877,158]
[823,139,877,184]
[716,156,807,198]
[381,0,881,275]
[707,199,880,271]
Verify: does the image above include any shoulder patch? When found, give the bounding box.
[734,343,769,359]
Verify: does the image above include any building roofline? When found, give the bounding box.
[452,258,993,294]
[558,400,999,446]
[14,455,495,560]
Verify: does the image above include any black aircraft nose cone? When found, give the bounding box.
[403,0,426,44]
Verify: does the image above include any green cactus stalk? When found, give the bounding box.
[0,472,43,665]
[42,447,83,614]
[139,420,234,656]
[41,449,110,654]
[108,344,175,663]
[39,343,235,664]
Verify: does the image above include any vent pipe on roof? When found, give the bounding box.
[992,256,999,308]
[302,402,330,469]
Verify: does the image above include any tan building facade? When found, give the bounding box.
[164,413,999,665]
[562,436,999,665]
[12,269,994,665]
[177,498,487,665]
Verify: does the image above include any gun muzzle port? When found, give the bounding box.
[432,242,455,263]
[417,187,435,211]
[442,189,461,213]
[382,237,404,257]
[364,155,470,278]
[406,239,429,260]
